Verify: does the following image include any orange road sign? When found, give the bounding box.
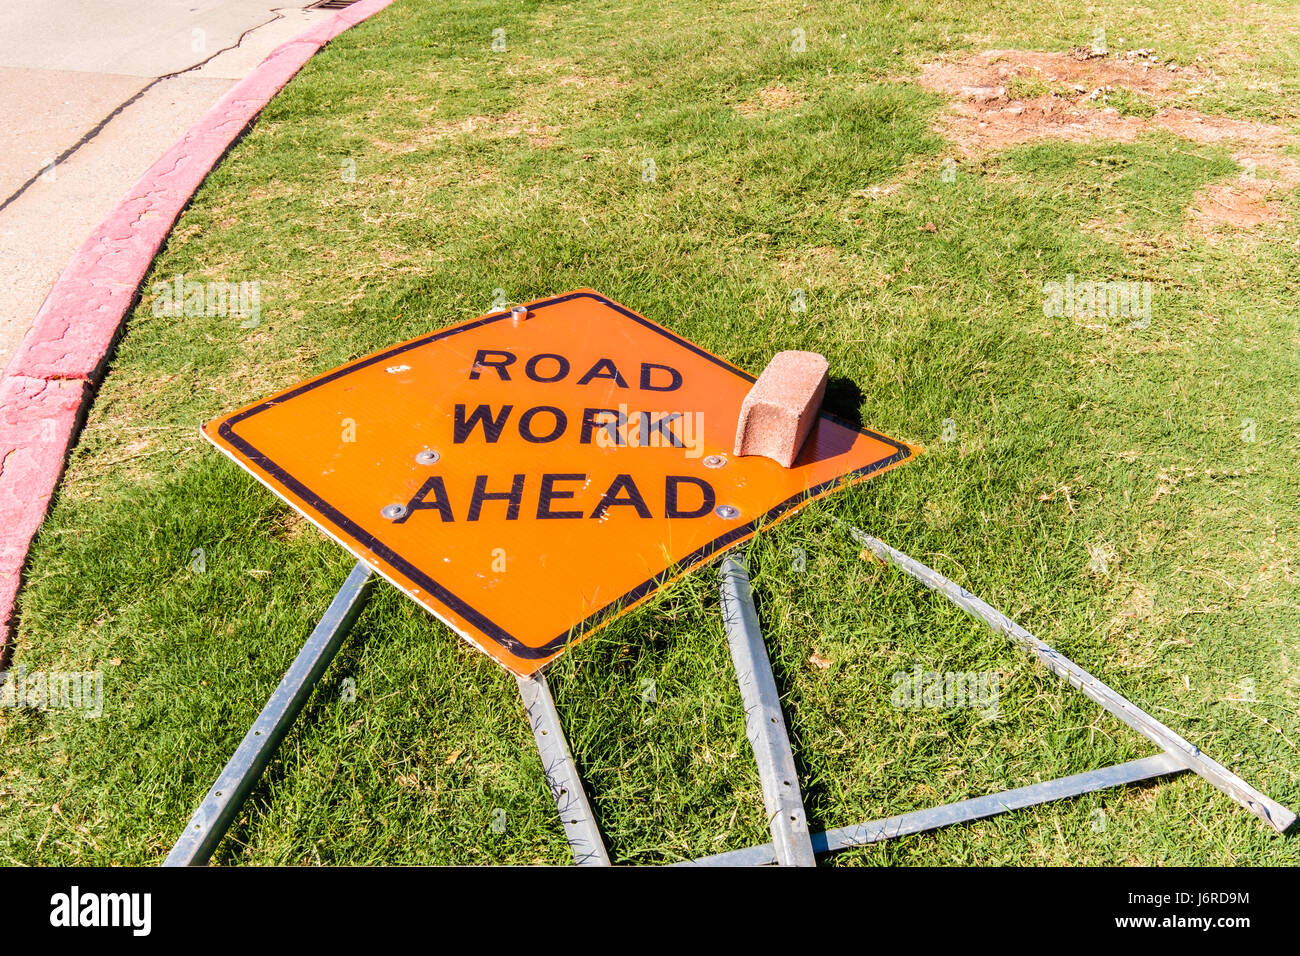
[203,290,920,675]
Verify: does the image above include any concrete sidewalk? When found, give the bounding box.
[0,0,339,371]
[0,0,394,655]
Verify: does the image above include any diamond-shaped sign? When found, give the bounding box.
[203,290,919,675]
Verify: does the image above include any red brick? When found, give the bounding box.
[733,350,829,467]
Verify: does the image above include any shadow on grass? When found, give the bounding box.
[823,375,865,428]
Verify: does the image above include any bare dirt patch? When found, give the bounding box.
[556,73,629,90]
[1191,181,1291,231]
[275,511,308,542]
[1109,582,1157,641]
[1152,107,1292,148]
[917,48,1194,155]
[774,244,848,282]
[373,111,564,153]
[916,49,1299,233]
[735,84,805,115]
[919,48,1185,110]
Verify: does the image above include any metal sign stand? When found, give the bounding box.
[166,562,375,866]
[719,555,816,866]
[515,672,611,866]
[682,523,1294,865]
[165,558,614,867]
[166,523,1293,867]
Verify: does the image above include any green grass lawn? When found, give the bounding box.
[3,0,1299,865]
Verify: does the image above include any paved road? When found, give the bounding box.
[0,1,336,372]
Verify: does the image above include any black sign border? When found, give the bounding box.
[216,291,915,663]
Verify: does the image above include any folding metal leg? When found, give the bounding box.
[683,752,1185,865]
[682,524,1293,865]
[165,561,375,866]
[841,523,1296,835]
[517,672,611,866]
[719,554,816,866]
[164,557,611,867]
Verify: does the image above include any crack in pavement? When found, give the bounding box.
[0,7,294,216]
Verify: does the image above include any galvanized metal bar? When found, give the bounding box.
[164,561,375,866]
[719,553,816,867]
[823,752,1184,852]
[682,752,1185,866]
[841,523,1297,835]
[516,672,611,866]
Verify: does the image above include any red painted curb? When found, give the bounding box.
[0,0,396,652]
